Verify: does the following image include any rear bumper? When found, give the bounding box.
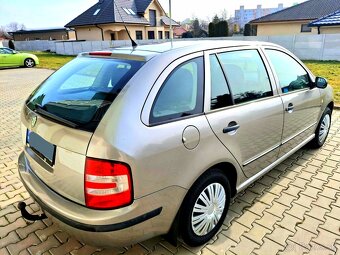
[18,151,186,247]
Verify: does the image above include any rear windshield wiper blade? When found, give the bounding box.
[34,105,78,129]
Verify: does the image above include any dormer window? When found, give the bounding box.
[93,9,101,16]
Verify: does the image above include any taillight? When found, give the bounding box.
[89,52,112,56]
[85,158,133,209]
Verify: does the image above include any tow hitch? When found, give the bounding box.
[18,201,47,221]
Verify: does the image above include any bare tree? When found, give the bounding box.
[5,22,26,32]
[220,9,228,21]
[0,26,12,39]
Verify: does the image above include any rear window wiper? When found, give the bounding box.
[34,104,78,129]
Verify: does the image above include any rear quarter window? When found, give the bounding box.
[150,57,204,125]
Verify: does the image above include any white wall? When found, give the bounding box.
[13,34,340,61]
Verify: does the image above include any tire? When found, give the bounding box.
[310,107,332,148]
[180,169,231,247]
[24,58,35,68]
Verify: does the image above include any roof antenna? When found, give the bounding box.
[113,0,137,48]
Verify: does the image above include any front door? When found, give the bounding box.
[0,48,18,66]
[205,49,284,178]
[264,49,321,157]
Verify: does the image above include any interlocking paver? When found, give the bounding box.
[253,238,284,255]
[243,223,271,245]
[277,213,301,232]
[7,233,40,255]
[289,227,317,249]
[16,221,46,239]
[0,231,20,249]
[235,210,261,228]
[49,238,82,255]
[266,226,294,246]
[308,242,336,255]
[298,215,323,234]
[255,212,280,230]
[28,235,60,255]
[312,229,338,252]
[280,240,309,255]
[206,235,237,254]
[1,68,340,254]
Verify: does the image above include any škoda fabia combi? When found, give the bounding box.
[18,41,333,247]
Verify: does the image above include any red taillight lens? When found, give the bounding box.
[85,158,133,209]
[89,52,112,56]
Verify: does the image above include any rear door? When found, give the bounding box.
[264,48,322,157]
[205,48,284,178]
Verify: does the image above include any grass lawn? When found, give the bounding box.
[24,51,75,70]
[25,51,340,104]
[304,61,340,105]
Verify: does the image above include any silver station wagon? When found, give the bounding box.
[18,41,333,247]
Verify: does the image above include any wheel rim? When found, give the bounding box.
[25,59,34,67]
[319,114,331,144]
[191,183,226,236]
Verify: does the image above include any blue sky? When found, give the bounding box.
[0,0,307,29]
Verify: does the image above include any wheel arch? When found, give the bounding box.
[165,161,238,245]
[207,162,238,198]
[327,101,334,112]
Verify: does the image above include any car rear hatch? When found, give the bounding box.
[22,54,145,205]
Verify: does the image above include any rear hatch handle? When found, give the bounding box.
[18,201,47,221]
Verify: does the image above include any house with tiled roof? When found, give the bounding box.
[65,0,179,41]
[249,0,340,35]
[309,10,340,34]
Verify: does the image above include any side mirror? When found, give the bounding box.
[12,50,17,54]
[315,77,328,89]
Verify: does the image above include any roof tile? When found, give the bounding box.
[309,10,340,27]
[65,0,153,27]
[250,0,340,23]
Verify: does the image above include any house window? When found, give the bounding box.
[111,33,115,41]
[158,31,163,39]
[149,10,157,27]
[301,24,312,33]
[136,31,143,40]
[148,31,155,39]
[165,31,170,39]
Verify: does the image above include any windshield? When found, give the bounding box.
[27,57,144,131]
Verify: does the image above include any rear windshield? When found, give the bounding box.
[26,57,144,131]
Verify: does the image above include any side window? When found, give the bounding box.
[0,48,11,54]
[265,49,310,93]
[150,57,204,124]
[210,54,232,110]
[218,50,273,104]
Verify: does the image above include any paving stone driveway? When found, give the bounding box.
[0,68,340,255]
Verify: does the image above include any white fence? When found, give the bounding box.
[13,34,340,61]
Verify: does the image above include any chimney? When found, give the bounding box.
[257,5,262,9]
[278,3,283,9]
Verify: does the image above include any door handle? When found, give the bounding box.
[286,103,294,113]
[223,122,240,134]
